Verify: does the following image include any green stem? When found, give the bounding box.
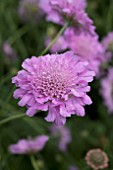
[30,155,40,170]
[106,0,113,32]
[0,114,25,126]
[41,22,68,55]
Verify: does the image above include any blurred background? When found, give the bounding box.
[0,0,113,169]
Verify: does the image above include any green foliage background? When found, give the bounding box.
[0,0,113,169]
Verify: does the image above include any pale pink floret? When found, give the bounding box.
[12,51,95,125]
[100,67,113,113]
[64,28,104,75]
[9,135,49,154]
[39,0,96,36]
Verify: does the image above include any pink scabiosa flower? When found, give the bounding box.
[18,0,42,21]
[85,149,109,170]
[100,67,113,113]
[9,135,49,154]
[39,0,96,36]
[50,125,71,151]
[12,51,95,125]
[64,28,104,75]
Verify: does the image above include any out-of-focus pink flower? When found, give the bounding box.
[3,42,18,63]
[64,28,104,75]
[39,0,87,20]
[102,32,113,52]
[45,36,68,53]
[101,32,113,62]
[69,166,79,170]
[85,149,109,170]
[39,0,96,36]
[100,67,113,113]
[9,135,49,154]
[50,125,71,151]
[18,0,42,21]
[12,51,95,125]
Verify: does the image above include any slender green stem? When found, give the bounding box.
[0,114,25,126]
[106,0,113,32]
[41,23,68,55]
[30,155,40,170]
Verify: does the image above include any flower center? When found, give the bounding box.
[90,152,105,166]
[33,64,76,99]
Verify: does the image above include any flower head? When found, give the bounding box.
[18,0,42,21]
[12,51,95,125]
[9,135,49,154]
[64,28,104,75]
[100,67,113,113]
[50,125,71,151]
[39,0,96,36]
[39,0,87,18]
[85,149,109,170]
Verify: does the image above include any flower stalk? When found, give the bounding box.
[30,155,40,170]
[0,114,25,126]
[41,22,68,55]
